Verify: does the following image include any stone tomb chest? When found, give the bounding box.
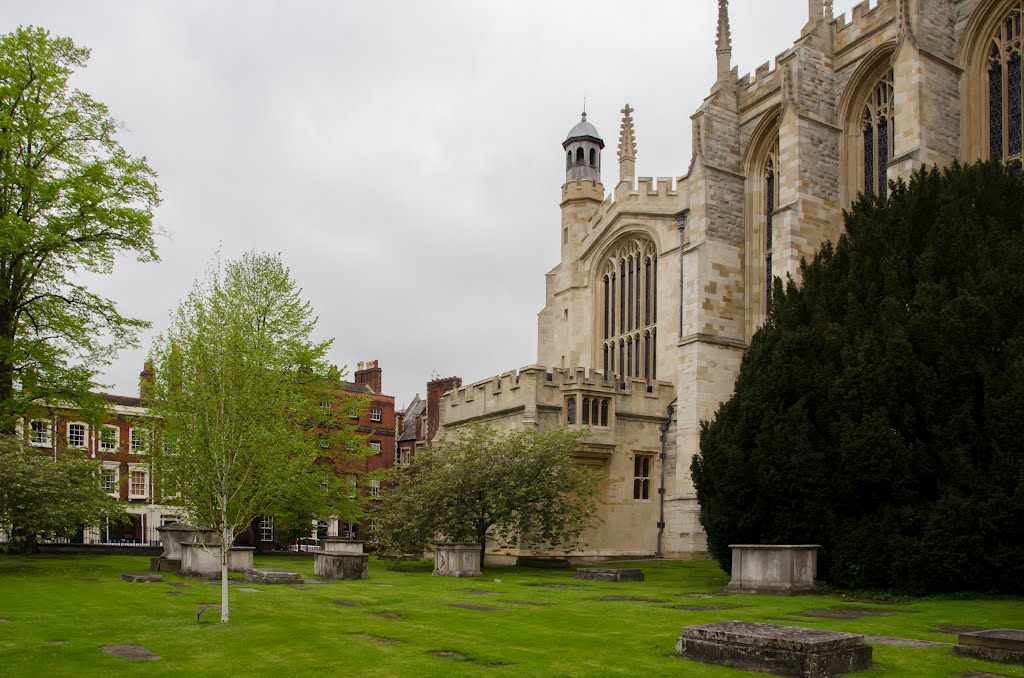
[677,621,872,676]
[313,538,368,580]
[180,542,254,578]
[725,545,820,594]
[953,629,1024,665]
[432,542,482,578]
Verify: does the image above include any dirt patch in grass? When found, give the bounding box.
[44,640,67,644]
[290,586,313,591]
[448,603,505,612]
[679,593,715,599]
[373,584,393,587]
[794,607,912,621]
[532,583,584,589]
[428,650,468,661]
[459,589,499,595]
[600,596,669,603]
[370,612,402,619]
[0,619,8,623]
[77,578,102,583]
[348,633,401,645]
[671,603,750,611]
[939,625,989,634]
[498,600,553,606]
[101,645,160,661]
[485,662,516,668]
[863,635,949,648]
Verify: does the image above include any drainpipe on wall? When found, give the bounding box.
[655,398,677,558]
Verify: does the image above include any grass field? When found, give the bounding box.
[0,554,1021,677]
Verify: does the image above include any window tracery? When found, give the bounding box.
[863,70,894,199]
[600,237,657,383]
[989,7,1024,171]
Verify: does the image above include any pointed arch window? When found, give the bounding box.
[566,397,576,425]
[576,147,585,165]
[863,70,894,199]
[989,8,1024,171]
[764,140,779,310]
[599,237,658,384]
[589,148,597,166]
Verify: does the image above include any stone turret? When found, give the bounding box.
[563,113,604,183]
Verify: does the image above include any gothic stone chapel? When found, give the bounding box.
[438,0,1020,562]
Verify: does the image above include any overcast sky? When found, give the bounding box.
[7,0,865,409]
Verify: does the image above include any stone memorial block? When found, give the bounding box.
[180,543,253,578]
[574,567,644,583]
[953,629,1024,665]
[432,542,482,578]
[152,524,216,573]
[677,621,872,677]
[314,538,368,580]
[121,573,163,583]
[725,545,820,594]
[244,568,302,584]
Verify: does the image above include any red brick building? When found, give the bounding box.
[395,375,461,467]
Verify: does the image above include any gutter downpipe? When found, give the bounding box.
[655,397,677,558]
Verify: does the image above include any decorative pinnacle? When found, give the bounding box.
[618,104,636,162]
[716,0,732,53]
[825,0,833,18]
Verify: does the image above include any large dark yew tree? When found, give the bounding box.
[693,162,1024,594]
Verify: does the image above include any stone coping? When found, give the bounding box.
[683,621,866,654]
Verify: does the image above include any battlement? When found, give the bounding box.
[562,179,605,204]
[584,176,679,230]
[834,0,896,49]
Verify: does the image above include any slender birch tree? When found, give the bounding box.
[148,251,361,623]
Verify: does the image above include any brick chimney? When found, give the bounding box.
[139,361,154,401]
[354,360,382,393]
[426,375,462,443]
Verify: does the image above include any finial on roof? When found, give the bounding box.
[716,0,732,81]
[824,0,833,19]
[618,103,636,183]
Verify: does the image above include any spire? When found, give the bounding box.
[618,103,636,183]
[716,0,732,81]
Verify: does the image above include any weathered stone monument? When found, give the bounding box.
[180,542,254,579]
[244,568,302,584]
[574,567,645,583]
[151,523,216,573]
[677,621,872,676]
[313,538,368,580]
[953,629,1024,665]
[432,542,482,578]
[725,545,820,594]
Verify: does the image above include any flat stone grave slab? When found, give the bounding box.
[673,603,751,611]
[459,589,499,595]
[333,600,360,607]
[862,635,948,649]
[574,567,644,583]
[961,673,1015,678]
[941,625,989,634]
[101,644,161,661]
[348,633,401,644]
[121,573,163,583]
[0,619,8,623]
[428,650,468,661]
[44,639,67,644]
[954,629,1024,665]
[291,585,313,590]
[677,621,872,677]
[237,587,262,593]
[167,582,190,588]
[795,607,911,621]
[538,583,584,589]
[165,592,186,597]
[499,600,554,606]
[601,596,669,603]
[370,612,402,619]
[244,568,302,584]
[448,603,505,612]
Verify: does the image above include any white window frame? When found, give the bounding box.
[67,422,88,449]
[260,516,274,542]
[128,464,149,499]
[29,419,51,447]
[369,479,381,498]
[99,425,119,453]
[129,427,149,455]
[346,474,357,499]
[100,463,120,496]
[369,441,382,454]
[320,400,331,414]
[369,407,382,422]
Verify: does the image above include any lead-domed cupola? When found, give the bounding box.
[563,113,604,183]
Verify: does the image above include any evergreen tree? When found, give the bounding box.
[693,162,1024,593]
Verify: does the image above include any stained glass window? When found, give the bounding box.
[862,70,894,199]
[988,8,1024,167]
[600,238,657,382]
[765,145,777,311]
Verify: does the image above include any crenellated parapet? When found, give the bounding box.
[833,0,897,51]
[585,176,680,229]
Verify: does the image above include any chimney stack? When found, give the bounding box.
[426,375,462,443]
[139,361,154,401]
[354,359,382,394]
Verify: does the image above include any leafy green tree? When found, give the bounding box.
[148,251,367,622]
[693,162,1024,594]
[376,425,600,566]
[0,434,125,552]
[0,26,160,434]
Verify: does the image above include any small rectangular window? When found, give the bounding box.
[370,479,381,498]
[130,428,149,454]
[99,426,119,452]
[129,469,148,498]
[347,475,357,498]
[369,407,382,422]
[101,467,119,493]
[369,441,382,454]
[260,516,274,542]
[29,420,51,447]
[320,400,331,414]
[633,454,652,500]
[68,422,88,448]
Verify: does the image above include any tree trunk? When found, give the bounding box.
[477,527,487,572]
[220,520,230,623]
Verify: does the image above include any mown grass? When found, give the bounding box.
[0,555,1021,677]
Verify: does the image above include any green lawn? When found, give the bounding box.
[0,554,1021,677]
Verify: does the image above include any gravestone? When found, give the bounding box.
[953,629,1024,665]
[677,621,872,676]
[575,567,644,583]
[432,543,482,578]
[313,538,368,580]
[151,523,216,573]
[725,545,820,594]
